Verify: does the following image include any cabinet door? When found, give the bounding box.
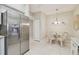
[71,42,78,55]
[0,36,5,55]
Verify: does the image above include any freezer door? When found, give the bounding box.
[7,11,20,55]
[20,16,29,54]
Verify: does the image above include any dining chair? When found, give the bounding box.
[47,32,56,44]
[56,35,64,47]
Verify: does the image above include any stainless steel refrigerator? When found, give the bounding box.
[0,5,30,55]
[20,15,29,54]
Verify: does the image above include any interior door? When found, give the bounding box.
[7,11,20,55]
[33,19,41,41]
[20,16,29,54]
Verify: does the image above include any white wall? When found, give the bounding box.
[72,5,79,38]
[32,11,75,41]
[46,12,74,35]
[73,5,79,15]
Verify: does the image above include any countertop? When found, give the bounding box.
[0,35,5,39]
[71,37,79,46]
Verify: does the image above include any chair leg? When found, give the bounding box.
[60,41,63,47]
[46,38,49,43]
[49,39,52,44]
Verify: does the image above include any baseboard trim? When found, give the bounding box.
[34,40,40,42]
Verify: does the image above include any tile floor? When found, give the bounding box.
[25,39,72,55]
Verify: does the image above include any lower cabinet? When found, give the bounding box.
[71,40,78,55]
[0,36,5,55]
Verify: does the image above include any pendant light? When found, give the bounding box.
[52,9,65,25]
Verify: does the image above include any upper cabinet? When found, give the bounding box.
[23,4,30,17]
[6,4,30,17]
[6,4,25,12]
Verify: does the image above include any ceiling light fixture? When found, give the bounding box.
[52,9,65,25]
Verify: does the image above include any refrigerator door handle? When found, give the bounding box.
[18,27,20,39]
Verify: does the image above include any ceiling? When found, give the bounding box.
[30,4,78,15]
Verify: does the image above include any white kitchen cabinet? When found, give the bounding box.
[6,4,25,13]
[24,4,30,17]
[6,4,30,17]
[71,41,78,55]
[0,36,5,55]
[71,37,79,55]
